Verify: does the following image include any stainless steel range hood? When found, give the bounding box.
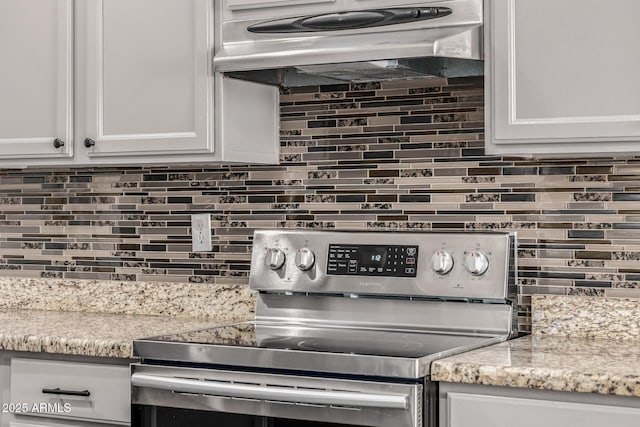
[215,0,484,87]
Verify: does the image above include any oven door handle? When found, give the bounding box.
[131,373,408,409]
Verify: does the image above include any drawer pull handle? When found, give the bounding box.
[42,388,91,397]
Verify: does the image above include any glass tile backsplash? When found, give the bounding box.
[2,76,640,332]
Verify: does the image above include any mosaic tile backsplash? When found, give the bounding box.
[2,76,640,331]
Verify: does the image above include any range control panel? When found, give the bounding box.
[250,230,514,300]
[327,244,419,277]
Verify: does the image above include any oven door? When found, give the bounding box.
[131,364,423,427]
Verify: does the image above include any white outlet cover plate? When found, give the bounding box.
[191,213,212,252]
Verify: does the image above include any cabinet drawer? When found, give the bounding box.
[11,358,130,425]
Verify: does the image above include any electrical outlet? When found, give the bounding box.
[191,214,212,252]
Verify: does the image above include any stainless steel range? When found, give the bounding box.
[131,230,517,427]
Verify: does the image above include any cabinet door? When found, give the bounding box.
[76,0,213,161]
[0,0,73,160]
[446,393,640,427]
[218,76,279,164]
[486,0,640,155]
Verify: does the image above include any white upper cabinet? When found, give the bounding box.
[219,76,280,164]
[0,0,73,160]
[485,0,640,156]
[76,0,213,162]
[0,0,279,167]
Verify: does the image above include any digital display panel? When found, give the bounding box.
[327,244,418,278]
[359,246,388,269]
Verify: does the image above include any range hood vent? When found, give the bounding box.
[216,0,484,88]
[225,58,484,87]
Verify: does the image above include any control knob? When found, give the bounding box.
[265,248,286,270]
[295,248,316,271]
[431,251,454,275]
[464,251,489,276]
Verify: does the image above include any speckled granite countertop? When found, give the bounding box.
[0,277,255,322]
[431,335,640,397]
[0,277,255,359]
[431,295,640,397]
[0,308,225,359]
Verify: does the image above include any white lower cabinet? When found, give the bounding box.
[6,357,130,427]
[440,383,640,427]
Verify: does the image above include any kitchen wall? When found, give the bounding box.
[2,76,640,331]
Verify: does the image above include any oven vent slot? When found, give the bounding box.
[329,404,362,411]
[203,378,261,402]
[171,376,203,396]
